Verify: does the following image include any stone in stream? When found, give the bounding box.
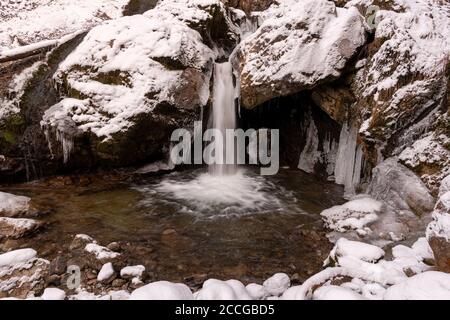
[0,217,43,240]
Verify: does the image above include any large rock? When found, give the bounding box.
[353,0,450,162]
[236,0,367,109]
[0,248,49,298]
[0,0,126,50]
[367,157,435,216]
[39,0,240,168]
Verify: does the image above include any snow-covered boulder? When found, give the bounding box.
[196,279,252,300]
[383,271,450,300]
[0,249,49,299]
[236,0,367,108]
[325,238,385,266]
[40,4,219,166]
[368,158,435,216]
[321,197,382,234]
[0,217,42,240]
[245,283,268,300]
[0,192,31,217]
[130,281,193,300]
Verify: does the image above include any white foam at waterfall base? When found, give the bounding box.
[151,169,286,217]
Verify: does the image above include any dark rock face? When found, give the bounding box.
[122,0,158,15]
[240,92,341,178]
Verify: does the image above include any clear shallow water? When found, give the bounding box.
[1,168,345,283]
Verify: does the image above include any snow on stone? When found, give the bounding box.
[321,197,382,233]
[0,217,40,238]
[0,248,36,268]
[44,11,214,141]
[245,283,268,300]
[262,273,290,297]
[41,288,66,300]
[84,243,120,260]
[0,192,31,217]
[384,271,450,300]
[325,238,385,265]
[196,279,252,300]
[0,0,128,50]
[120,265,145,279]
[130,281,193,300]
[313,285,367,300]
[237,0,367,108]
[97,262,115,282]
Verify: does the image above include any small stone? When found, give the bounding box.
[49,256,67,275]
[41,288,66,300]
[107,242,121,252]
[112,279,127,288]
[97,262,116,284]
[70,234,95,250]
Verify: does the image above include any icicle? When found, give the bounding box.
[298,112,320,173]
[334,122,362,196]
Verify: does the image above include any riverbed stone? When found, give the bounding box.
[0,217,42,240]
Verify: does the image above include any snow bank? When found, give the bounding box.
[262,273,290,296]
[130,281,194,300]
[313,285,367,300]
[321,197,382,234]
[384,271,450,300]
[0,192,31,217]
[0,0,128,50]
[196,279,252,300]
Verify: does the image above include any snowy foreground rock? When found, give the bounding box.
[1,234,449,300]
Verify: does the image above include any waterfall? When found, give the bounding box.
[208,62,237,176]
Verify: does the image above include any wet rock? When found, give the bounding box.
[0,217,42,240]
[237,0,367,109]
[106,242,121,252]
[0,248,49,298]
[112,278,127,288]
